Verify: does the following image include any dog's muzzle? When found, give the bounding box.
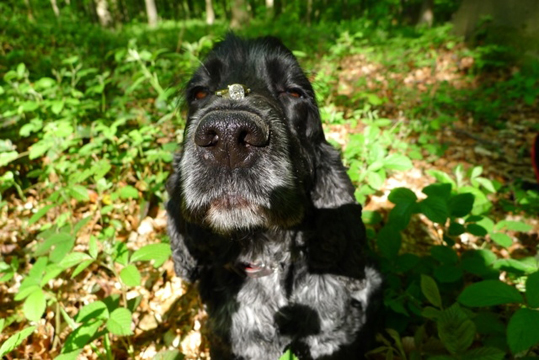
[194,110,269,169]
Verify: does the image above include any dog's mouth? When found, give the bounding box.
[240,261,276,278]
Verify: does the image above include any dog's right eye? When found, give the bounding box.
[192,89,209,101]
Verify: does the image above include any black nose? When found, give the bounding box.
[194,111,269,168]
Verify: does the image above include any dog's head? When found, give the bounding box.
[172,34,354,235]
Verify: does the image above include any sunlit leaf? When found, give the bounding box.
[106,308,133,336]
[0,326,36,357]
[458,280,523,307]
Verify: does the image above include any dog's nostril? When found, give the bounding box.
[195,130,219,147]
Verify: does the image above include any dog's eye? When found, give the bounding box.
[194,90,209,100]
[285,89,303,98]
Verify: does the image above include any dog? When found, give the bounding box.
[167,34,382,360]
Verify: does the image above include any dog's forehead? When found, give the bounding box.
[197,36,304,88]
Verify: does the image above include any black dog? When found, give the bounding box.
[167,34,382,360]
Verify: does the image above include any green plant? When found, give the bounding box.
[367,175,538,358]
[344,106,413,203]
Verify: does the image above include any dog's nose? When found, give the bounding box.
[194,111,269,168]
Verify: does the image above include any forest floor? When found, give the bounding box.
[1,40,538,359]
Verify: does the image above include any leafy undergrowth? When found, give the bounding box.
[1,18,539,360]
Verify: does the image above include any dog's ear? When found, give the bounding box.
[305,106,367,280]
[166,156,199,282]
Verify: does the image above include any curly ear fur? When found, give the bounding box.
[166,154,199,282]
[306,108,368,280]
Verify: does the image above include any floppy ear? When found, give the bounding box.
[166,155,199,282]
[306,107,368,280]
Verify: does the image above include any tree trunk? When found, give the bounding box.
[417,0,434,27]
[205,0,215,25]
[145,0,158,27]
[24,0,35,21]
[95,0,112,26]
[50,0,60,17]
[265,0,273,18]
[306,0,312,24]
[230,0,249,29]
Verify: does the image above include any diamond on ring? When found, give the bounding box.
[215,84,251,100]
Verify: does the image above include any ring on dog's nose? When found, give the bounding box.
[215,84,251,100]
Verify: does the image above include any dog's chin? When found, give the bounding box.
[204,195,268,234]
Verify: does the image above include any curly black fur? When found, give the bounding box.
[167,34,382,360]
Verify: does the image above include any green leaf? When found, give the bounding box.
[388,187,417,205]
[383,154,413,171]
[0,151,18,167]
[388,201,417,230]
[448,193,474,217]
[470,166,483,179]
[71,259,94,278]
[466,223,488,237]
[23,289,46,322]
[457,280,523,307]
[461,249,498,278]
[89,236,98,259]
[119,185,139,199]
[362,210,382,225]
[92,159,112,180]
[54,350,83,360]
[526,271,539,308]
[448,222,465,236]
[120,264,141,287]
[490,233,512,247]
[493,258,536,275]
[29,138,54,159]
[279,349,299,360]
[377,225,401,259]
[51,100,64,115]
[131,243,172,268]
[68,185,89,202]
[434,264,463,283]
[34,77,56,89]
[461,347,505,360]
[421,306,441,320]
[421,274,442,308]
[426,169,457,188]
[366,170,385,189]
[423,183,452,199]
[507,308,539,354]
[475,177,496,193]
[473,312,505,335]
[106,308,133,336]
[59,252,92,269]
[474,216,495,234]
[113,242,130,266]
[41,263,64,285]
[437,303,475,354]
[494,220,532,232]
[153,349,185,360]
[62,320,103,353]
[28,204,55,225]
[430,246,458,265]
[75,301,109,323]
[0,326,36,357]
[21,101,39,112]
[419,196,449,224]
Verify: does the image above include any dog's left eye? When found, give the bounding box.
[281,89,303,99]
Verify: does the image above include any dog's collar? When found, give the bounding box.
[215,84,251,100]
